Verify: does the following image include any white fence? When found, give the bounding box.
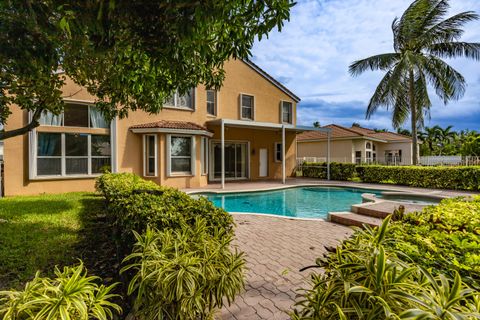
[419,156,480,166]
[297,156,480,166]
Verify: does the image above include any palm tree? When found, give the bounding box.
[349,0,480,164]
[437,125,456,154]
[419,126,442,154]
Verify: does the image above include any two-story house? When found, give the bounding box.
[3,59,304,196]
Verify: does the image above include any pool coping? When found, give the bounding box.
[186,183,409,195]
[188,183,454,222]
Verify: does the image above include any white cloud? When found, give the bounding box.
[252,0,480,130]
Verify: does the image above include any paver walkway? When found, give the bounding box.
[219,214,353,320]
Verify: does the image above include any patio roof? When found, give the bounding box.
[206,119,331,133]
[130,120,213,136]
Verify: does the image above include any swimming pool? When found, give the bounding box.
[197,187,384,219]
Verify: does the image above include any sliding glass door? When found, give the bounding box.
[213,142,248,179]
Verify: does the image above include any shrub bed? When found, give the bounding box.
[96,173,234,246]
[95,173,244,319]
[300,162,356,180]
[356,165,480,190]
[293,216,480,319]
[293,196,480,318]
[389,196,480,285]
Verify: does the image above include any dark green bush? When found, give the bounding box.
[96,173,244,319]
[122,219,245,320]
[356,165,480,190]
[96,173,234,245]
[389,196,480,286]
[300,162,357,180]
[292,217,480,319]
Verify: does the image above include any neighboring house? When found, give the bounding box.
[297,124,413,165]
[3,59,304,196]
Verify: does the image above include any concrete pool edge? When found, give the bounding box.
[186,183,408,195]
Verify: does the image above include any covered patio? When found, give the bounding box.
[206,119,332,189]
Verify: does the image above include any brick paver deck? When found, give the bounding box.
[219,214,353,320]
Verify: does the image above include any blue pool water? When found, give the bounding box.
[198,187,384,219]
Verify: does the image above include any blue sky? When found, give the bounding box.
[251,0,480,131]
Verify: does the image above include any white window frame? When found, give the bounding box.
[201,137,209,175]
[164,88,196,110]
[39,103,109,129]
[274,142,282,162]
[206,89,217,116]
[280,101,293,124]
[166,134,196,177]
[32,131,111,178]
[143,134,158,177]
[239,93,255,121]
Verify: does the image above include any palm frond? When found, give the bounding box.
[422,55,466,103]
[427,41,480,60]
[366,59,407,120]
[349,53,400,76]
[419,11,480,46]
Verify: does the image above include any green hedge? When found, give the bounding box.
[95,173,234,245]
[95,173,244,319]
[356,165,480,190]
[389,196,480,286]
[299,162,356,180]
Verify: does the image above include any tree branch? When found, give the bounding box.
[0,107,44,140]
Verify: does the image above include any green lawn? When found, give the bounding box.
[0,192,116,290]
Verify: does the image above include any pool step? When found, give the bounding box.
[352,202,426,219]
[329,211,383,228]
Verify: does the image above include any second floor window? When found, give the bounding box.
[39,103,109,129]
[281,101,293,124]
[240,94,254,120]
[165,89,195,110]
[206,90,216,116]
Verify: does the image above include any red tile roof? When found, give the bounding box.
[130,120,210,131]
[297,124,411,142]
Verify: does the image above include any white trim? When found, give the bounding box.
[207,119,296,130]
[131,127,213,137]
[201,137,209,175]
[110,117,118,173]
[32,132,110,179]
[163,88,196,111]
[239,93,255,121]
[206,89,217,116]
[143,134,158,177]
[280,100,293,124]
[166,134,196,177]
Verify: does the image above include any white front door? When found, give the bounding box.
[259,148,268,177]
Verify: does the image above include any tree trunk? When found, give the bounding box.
[0,108,44,141]
[409,70,419,165]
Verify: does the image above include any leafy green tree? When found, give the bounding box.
[397,127,412,136]
[0,0,294,140]
[313,121,321,128]
[419,125,442,155]
[349,0,480,164]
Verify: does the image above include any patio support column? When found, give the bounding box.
[327,130,331,180]
[221,119,225,189]
[282,125,286,184]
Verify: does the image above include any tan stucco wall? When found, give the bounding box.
[3,59,298,196]
[297,140,353,163]
[297,138,413,164]
[376,141,413,165]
